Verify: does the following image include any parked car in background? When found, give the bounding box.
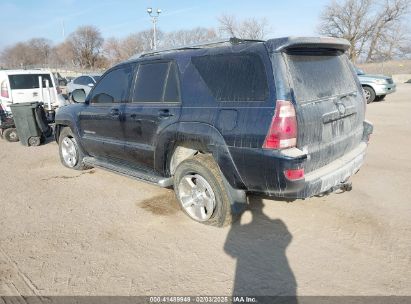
[55,37,373,227]
[355,68,396,103]
[66,76,75,83]
[0,69,66,112]
[66,74,101,97]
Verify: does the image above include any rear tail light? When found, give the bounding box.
[284,168,304,181]
[263,100,297,149]
[1,81,9,98]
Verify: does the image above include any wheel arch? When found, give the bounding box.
[154,122,246,190]
[361,84,375,91]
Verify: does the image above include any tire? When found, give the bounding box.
[374,95,386,102]
[3,128,19,142]
[363,86,376,104]
[28,136,41,146]
[174,154,235,227]
[58,127,89,170]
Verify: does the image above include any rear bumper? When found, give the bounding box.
[229,121,373,199]
[291,142,367,198]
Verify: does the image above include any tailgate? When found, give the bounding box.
[284,48,365,173]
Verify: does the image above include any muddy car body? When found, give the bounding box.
[55,37,373,226]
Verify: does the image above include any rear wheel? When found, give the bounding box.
[28,136,41,146]
[3,128,19,142]
[363,86,376,104]
[58,127,89,170]
[174,154,234,227]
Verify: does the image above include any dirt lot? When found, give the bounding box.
[0,85,410,297]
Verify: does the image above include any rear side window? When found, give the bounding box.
[192,53,268,102]
[133,61,180,103]
[8,74,54,89]
[90,64,134,104]
[286,50,357,102]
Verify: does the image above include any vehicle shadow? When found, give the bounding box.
[224,196,297,303]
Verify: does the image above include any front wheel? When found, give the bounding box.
[58,127,89,170]
[363,86,376,104]
[174,154,234,227]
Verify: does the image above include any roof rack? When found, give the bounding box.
[137,37,265,58]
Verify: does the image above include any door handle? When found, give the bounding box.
[158,109,173,118]
[110,108,120,116]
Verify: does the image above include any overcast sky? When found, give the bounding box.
[1,0,330,49]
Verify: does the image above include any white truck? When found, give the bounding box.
[0,69,66,113]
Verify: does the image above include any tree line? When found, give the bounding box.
[0,15,268,70]
[1,0,410,70]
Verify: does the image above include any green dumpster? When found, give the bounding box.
[9,102,44,146]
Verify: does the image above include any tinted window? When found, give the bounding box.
[191,53,268,102]
[83,77,93,85]
[133,61,180,103]
[73,77,83,85]
[90,65,134,104]
[286,50,357,102]
[163,62,180,102]
[77,76,92,85]
[9,74,54,90]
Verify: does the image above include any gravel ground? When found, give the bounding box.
[0,84,410,297]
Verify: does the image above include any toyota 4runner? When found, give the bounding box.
[55,37,373,227]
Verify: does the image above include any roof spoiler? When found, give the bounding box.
[265,37,351,52]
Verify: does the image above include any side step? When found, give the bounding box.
[83,157,173,188]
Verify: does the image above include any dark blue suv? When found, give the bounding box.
[55,37,373,227]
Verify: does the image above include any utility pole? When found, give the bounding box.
[61,19,66,40]
[147,7,161,50]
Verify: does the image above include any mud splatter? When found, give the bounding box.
[41,170,96,181]
[139,192,180,216]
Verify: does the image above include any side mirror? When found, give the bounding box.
[88,83,95,87]
[71,89,87,103]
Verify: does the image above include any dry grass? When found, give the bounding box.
[357,59,411,75]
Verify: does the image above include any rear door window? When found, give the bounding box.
[285,50,357,103]
[132,61,180,103]
[8,74,54,89]
[191,53,268,102]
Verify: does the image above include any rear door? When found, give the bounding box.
[283,49,364,173]
[122,60,181,168]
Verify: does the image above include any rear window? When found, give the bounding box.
[286,50,357,103]
[8,74,54,90]
[192,53,268,102]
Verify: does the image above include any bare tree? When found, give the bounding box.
[0,38,52,68]
[365,0,411,61]
[218,14,269,40]
[163,27,218,47]
[103,37,123,66]
[104,29,167,65]
[372,22,410,60]
[319,0,411,62]
[67,25,104,68]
